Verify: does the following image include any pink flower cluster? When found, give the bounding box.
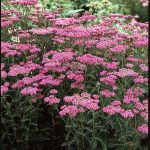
[1,9,20,27]
[100,75,117,85]
[126,88,145,97]
[100,89,116,98]
[1,2,148,135]
[140,0,148,6]
[21,87,39,95]
[137,124,148,134]
[1,42,40,57]
[59,92,99,117]
[8,61,41,76]
[103,105,123,115]
[1,82,10,95]
[10,0,38,5]
[76,54,104,65]
[115,68,139,78]
[44,95,60,105]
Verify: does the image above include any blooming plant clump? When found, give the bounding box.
[1,0,148,149]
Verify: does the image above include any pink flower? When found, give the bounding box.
[103,106,115,115]
[123,95,139,104]
[32,97,37,103]
[134,37,148,47]
[100,71,107,76]
[132,109,139,114]
[111,100,121,106]
[10,0,38,6]
[20,87,38,95]
[1,71,7,78]
[50,89,58,94]
[92,94,99,99]
[74,74,84,82]
[137,124,148,134]
[63,93,99,111]
[127,55,143,63]
[52,52,75,63]
[125,63,134,68]
[71,82,84,89]
[134,76,148,83]
[126,88,145,97]
[139,64,148,72]
[64,48,73,52]
[140,112,147,120]
[1,21,13,27]
[76,54,104,65]
[81,92,91,98]
[110,45,129,53]
[96,40,116,49]
[104,62,119,69]
[100,75,117,85]
[120,110,134,118]
[59,105,79,117]
[1,85,9,94]
[100,89,116,98]
[44,95,60,105]
[112,85,118,90]
[115,68,139,77]
[29,28,54,35]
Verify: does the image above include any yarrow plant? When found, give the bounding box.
[1,0,148,149]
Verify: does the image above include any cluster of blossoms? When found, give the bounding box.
[137,124,148,134]
[9,0,38,5]
[59,92,99,117]
[1,1,148,136]
[140,0,149,6]
[1,42,40,57]
[100,89,116,98]
[1,8,20,27]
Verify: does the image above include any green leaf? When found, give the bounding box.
[93,137,107,150]
[66,9,84,16]
[29,136,50,142]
